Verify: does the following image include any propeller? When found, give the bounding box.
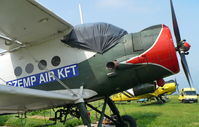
[170,0,193,88]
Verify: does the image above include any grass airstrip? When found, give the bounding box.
[0,95,198,127]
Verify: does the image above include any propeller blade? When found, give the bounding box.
[170,0,193,88]
[180,54,193,88]
[170,0,181,47]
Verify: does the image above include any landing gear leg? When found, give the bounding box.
[107,98,137,127]
[156,95,166,104]
[97,98,107,127]
[155,97,164,104]
[75,86,91,127]
[87,97,136,127]
[107,98,123,126]
[77,102,91,127]
[159,95,166,103]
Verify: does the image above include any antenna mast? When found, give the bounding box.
[78,3,84,24]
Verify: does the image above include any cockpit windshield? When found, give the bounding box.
[184,91,196,95]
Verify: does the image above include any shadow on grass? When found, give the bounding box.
[130,112,161,127]
[0,115,9,125]
[140,101,166,106]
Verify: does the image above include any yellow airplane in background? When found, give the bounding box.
[111,80,176,104]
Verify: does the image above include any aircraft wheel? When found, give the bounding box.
[119,115,137,127]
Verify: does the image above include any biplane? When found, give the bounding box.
[0,0,193,126]
[111,80,176,104]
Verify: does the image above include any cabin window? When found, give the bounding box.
[25,63,34,73]
[38,60,47,70]
[14,66,22,76]
[51,56,61,66]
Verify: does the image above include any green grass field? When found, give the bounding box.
[0,95,198,127]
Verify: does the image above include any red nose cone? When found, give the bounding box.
[127,24,180,74]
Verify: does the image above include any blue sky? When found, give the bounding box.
[36,0,199,91]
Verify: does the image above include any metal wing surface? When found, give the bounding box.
[0,0,73,50]
[0,85,78,114]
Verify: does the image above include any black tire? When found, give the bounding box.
[120,115,137,127]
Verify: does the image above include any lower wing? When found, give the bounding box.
[0,85,97,114]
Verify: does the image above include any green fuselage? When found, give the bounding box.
[32,25,175,99]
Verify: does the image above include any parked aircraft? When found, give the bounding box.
[111,80,176,104]
[0,0,193,126]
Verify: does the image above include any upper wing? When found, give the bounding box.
[0,85,97,114]
[0,0,73,50]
